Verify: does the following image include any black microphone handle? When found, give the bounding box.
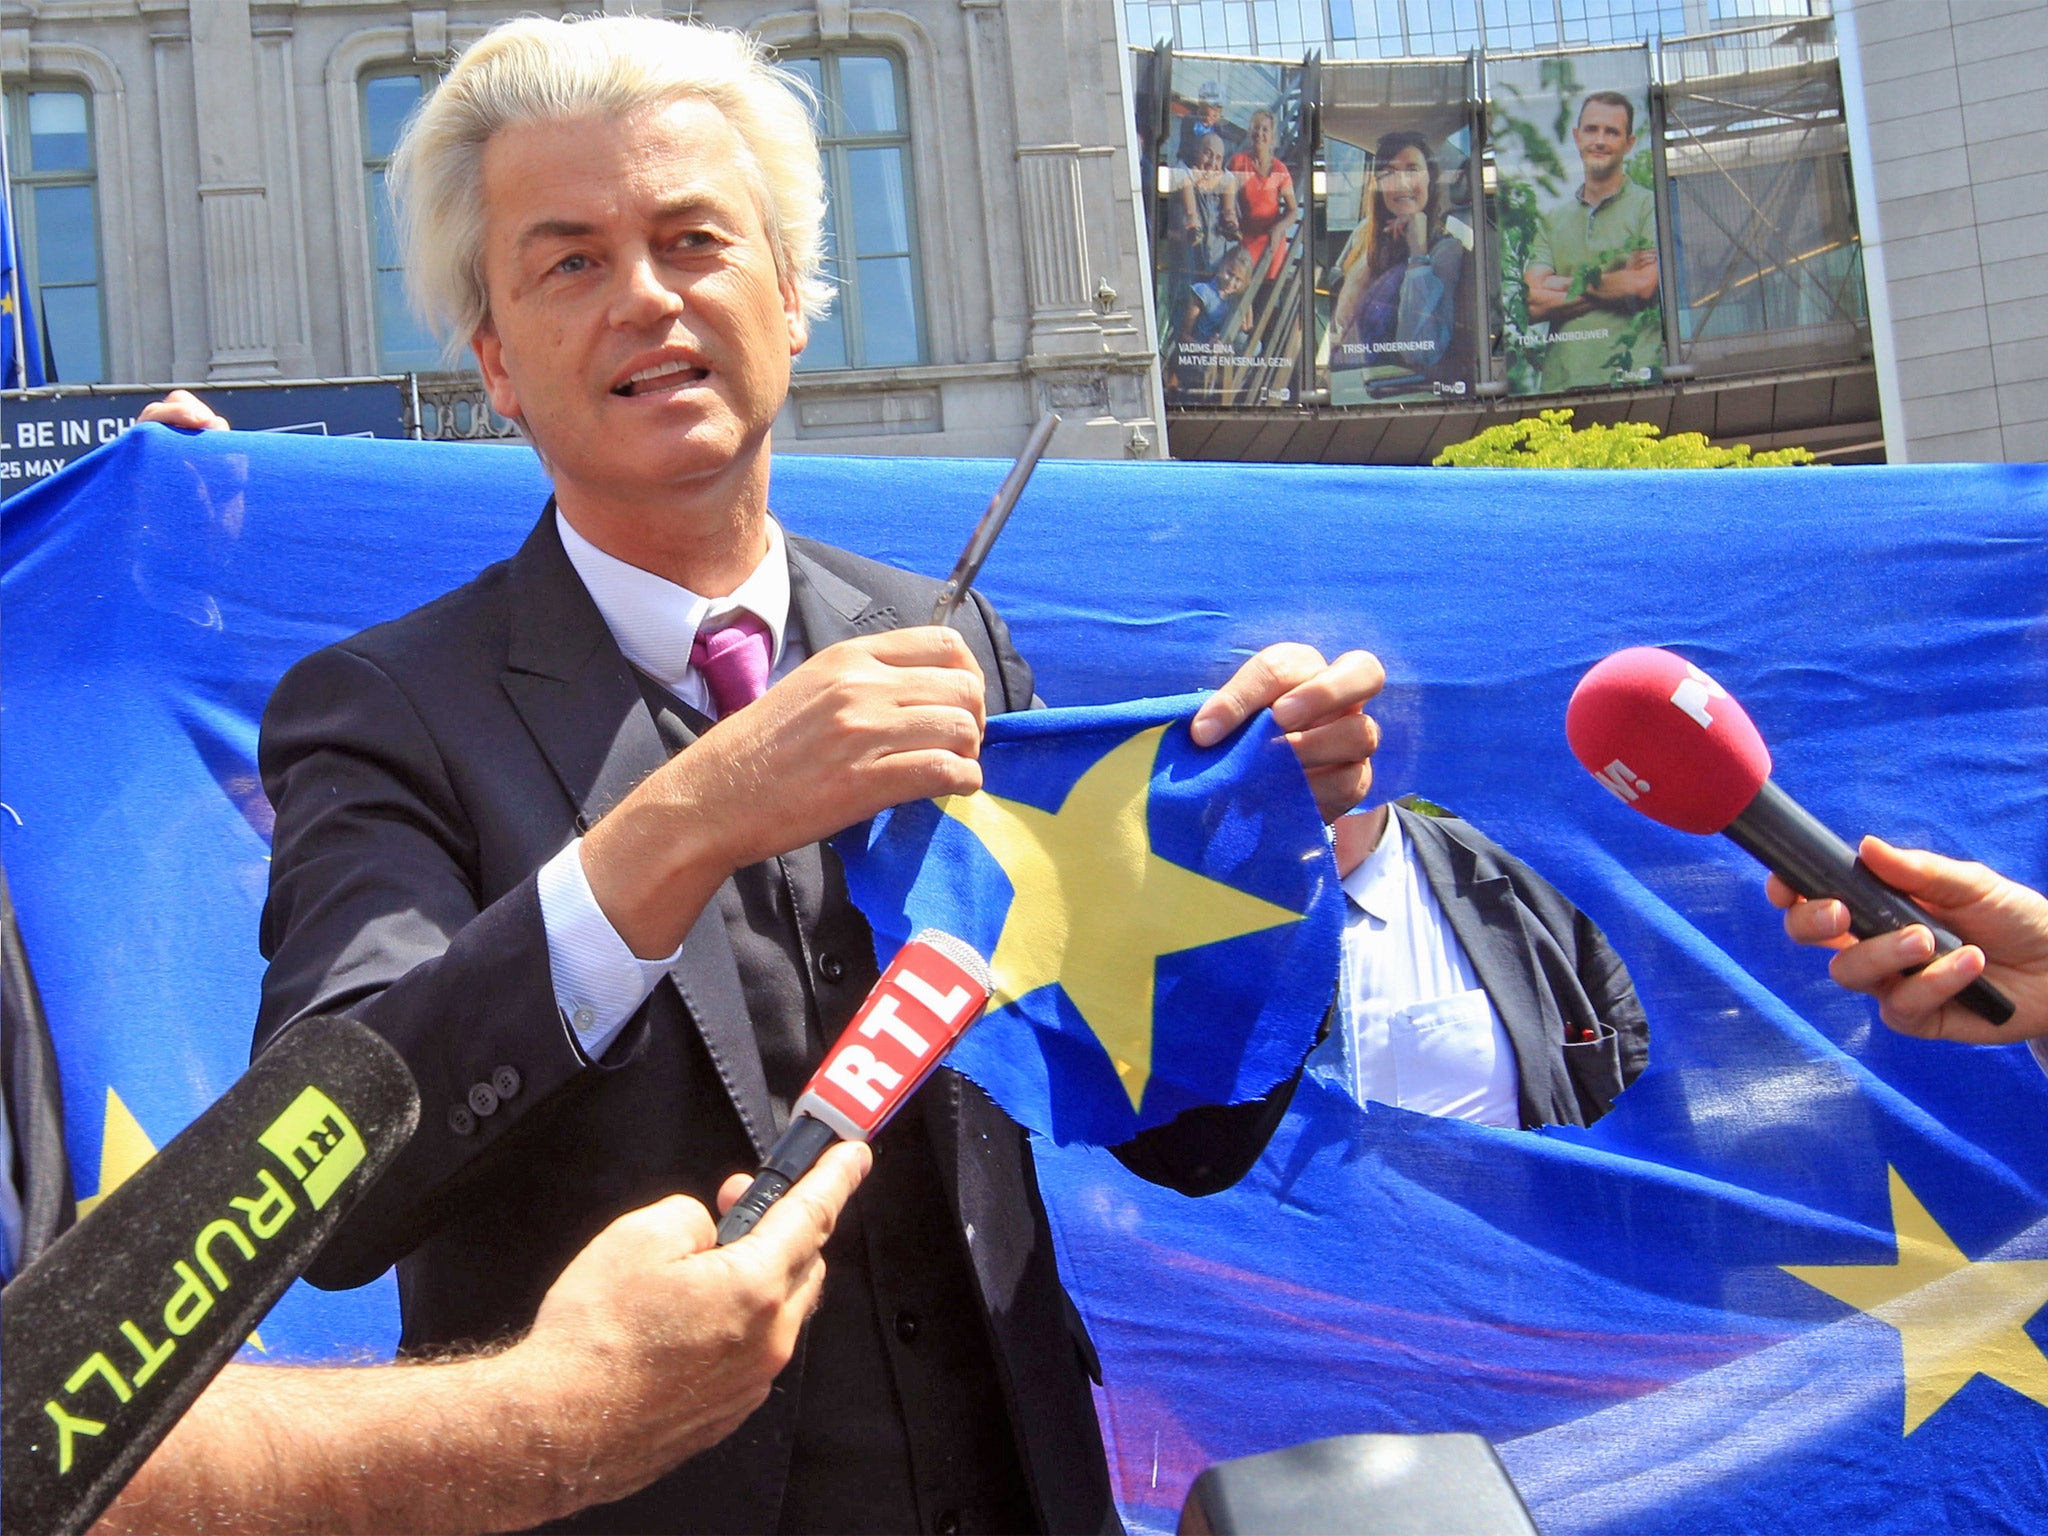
[1,1016,419,1536]
[714,1114,841,1246]
[1723,779,2014,1026]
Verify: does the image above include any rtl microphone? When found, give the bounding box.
[716,929,992,1244]
[1565,647,2013,1025]
[1,1016,420,1536]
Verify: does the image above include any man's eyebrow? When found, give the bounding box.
[514,218,597,252]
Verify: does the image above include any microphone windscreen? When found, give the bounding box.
[1566,647,1773,835]
[796,928,992,1142]
[2,1015,419,1536]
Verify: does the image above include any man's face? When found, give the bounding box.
[1573,100,1634,179]
[470,98,806,513]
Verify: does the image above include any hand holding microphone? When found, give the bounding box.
[1767,837,2048,1044]
[717,928,993,1245]
[1565,647,2014,1027]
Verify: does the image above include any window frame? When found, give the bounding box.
[358,63,444,373]
[4,82,108,384]
[782,47,929,373]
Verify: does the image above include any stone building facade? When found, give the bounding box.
[1,0,1167,460]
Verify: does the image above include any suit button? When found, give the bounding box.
[468,1082,500,1118]
[894,1309,920,1344]
[447,1104,477,1137]
[492,1065,523,1100]
[818,953,847,984]
[935,1511,961,1536]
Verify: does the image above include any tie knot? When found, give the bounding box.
[689,610,773,719]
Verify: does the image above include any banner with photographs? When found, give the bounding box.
[1316,62,1478,406]
[1490,50,1665,394]
[1154,61,1308,407]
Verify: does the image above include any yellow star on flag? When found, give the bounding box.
[78,1085,266,1352]
[938,723,1301,1110]
[1782,1166,2048,1434]
[76,1086,156,1221]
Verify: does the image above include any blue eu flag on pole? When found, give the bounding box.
[836,695,1344,1145]
[2,172,47,390]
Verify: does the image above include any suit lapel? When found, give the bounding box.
[500,508,777,1157]
[501,507,667,831]
[788,539,893,651]
[1397,808,1575,1129]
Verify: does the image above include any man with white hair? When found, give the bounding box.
[252,16,1381,1534]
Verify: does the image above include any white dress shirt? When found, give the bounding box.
[535,511,806,1061]
[1319,810,1523,1127]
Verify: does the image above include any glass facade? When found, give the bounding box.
[4,86,106,383]
[782,51,924,372]
[1125,0,1821,57]
[1661,26,1866,375]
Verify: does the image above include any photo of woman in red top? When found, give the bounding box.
[1227,109,1300,281]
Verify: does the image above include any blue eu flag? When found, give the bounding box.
[1,180,46,390]
[837,695,1343,1145]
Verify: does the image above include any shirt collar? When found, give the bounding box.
[555,509,790,696]
[1577,180,1625,213]
[1340,808,1407,925]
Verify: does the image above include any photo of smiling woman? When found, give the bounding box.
[1317,101,1476,407]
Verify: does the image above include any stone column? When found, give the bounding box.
[1016,145,1107,357]
[188,0,279,377]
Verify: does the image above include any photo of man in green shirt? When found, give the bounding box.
[1522,90,1664,392]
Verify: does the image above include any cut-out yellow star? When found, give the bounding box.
[1783,1166,2048,1434]
[939,723,1301,1110]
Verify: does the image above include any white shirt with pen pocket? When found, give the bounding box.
[1330,812,1521,1128]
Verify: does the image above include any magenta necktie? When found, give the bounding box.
[689,611,773,719]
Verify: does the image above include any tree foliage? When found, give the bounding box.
[1433,409,1817,468]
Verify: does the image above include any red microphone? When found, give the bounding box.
[1566,647,2013,1026]
[715,929,993,1243]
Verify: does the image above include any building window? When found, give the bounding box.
[361,67,443,372]
[4,85,106,383]
[781,51,924,372]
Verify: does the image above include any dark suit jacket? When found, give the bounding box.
[1394,806,1649,1128]
[254,509,1290,1534]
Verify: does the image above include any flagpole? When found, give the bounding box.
[0,125,30,391]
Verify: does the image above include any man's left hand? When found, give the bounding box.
[1190,644,1384,822]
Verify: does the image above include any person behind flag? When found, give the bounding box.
[246,16,1383,1535]
[1766,836,2048,1069]
[1313,799,1648,1128]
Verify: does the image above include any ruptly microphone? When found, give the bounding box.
[717,929,993,1245]
[1,1015,420,1536]
[1565,646,2014,1026]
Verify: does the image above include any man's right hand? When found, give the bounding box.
[512,1140,871,1516]
[137,389,231,432]
[582,627,986,959]
[1767,836,2048,1043]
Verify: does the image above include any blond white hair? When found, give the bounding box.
[389,15,831,361]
